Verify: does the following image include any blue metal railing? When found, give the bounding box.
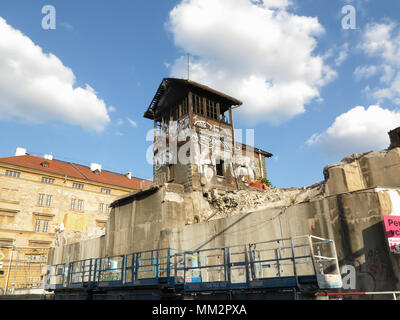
[44,235,342,292]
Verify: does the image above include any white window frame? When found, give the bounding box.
[77,200,83,211]
[73,183,84,189]
[34,220,41,232]
[46,195,52,207]
[101,188,111,195]
[6,170,20,178]
[38,194,44,206]
[42,177,54,184]
[42,220,49,233]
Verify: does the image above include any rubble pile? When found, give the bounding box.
[205,183,324,221]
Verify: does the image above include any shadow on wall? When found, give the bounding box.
[339,222,398,295]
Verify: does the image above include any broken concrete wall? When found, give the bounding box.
[48,184,188,264]
[48,236,104,266]
[47,147,400,297]
[105,184,187,255]
[162,188,400,293]
[324,148,400,196]
[319,188,400,292]
[48,185,400,293]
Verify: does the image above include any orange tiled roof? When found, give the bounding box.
[0,154,152,190]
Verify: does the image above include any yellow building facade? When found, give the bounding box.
[0,148,151,293]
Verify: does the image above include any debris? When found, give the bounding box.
[205,183,324,221]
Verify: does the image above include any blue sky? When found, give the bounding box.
[0,0,400,187]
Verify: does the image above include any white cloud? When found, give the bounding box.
[306,133,322,146]
[167,0,335,125]
[257,0,292,8]
[357,21,400,104]
[0,17,110,132]
[115,131,124,136]
[353,65,378,81]
[335,43,349,67]
[108,106,116,113]
[60,22,73,30]
[307,105,400,155]
[126,117,137,128]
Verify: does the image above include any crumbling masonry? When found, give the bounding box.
[48,80,400,297]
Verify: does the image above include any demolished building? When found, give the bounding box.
[46,80,400,299]
[144,78,273,192]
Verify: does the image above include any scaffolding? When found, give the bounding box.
[0,243,49,295]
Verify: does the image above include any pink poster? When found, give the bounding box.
[383,215,400,254]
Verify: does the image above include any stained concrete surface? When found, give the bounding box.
[48,148,400,296]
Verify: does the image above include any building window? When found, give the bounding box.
[77,200,83,212]
[46,195,52,207]
[182,97,188,115]
[40,161,49,168]
[25,254,47,262]
[38,194,52,207]
[38,194,44,206]
[193,94,203,115]
[220,110,229,124]
[71,199,83,211]
[43,220,49,233]
[5,170,20,178]
[34,220,40,232]
[101,188,111,195]
[34,220,49,233]
[72,183,84,189]
[70,199,76,210]
[99,203,110,214]
[206,99,218,120]
[216,160,225,177]
[42,177,54,184]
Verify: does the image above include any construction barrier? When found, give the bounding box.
[315,291,400,300]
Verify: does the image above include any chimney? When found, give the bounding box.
[44,154,53,161]
[125,172,132,180]
[15,147,27,156]
[90,163,102,173]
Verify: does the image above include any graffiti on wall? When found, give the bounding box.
[364,248,389,282]
[151,115,258,185]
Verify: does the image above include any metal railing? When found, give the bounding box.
[44,235,342,292]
